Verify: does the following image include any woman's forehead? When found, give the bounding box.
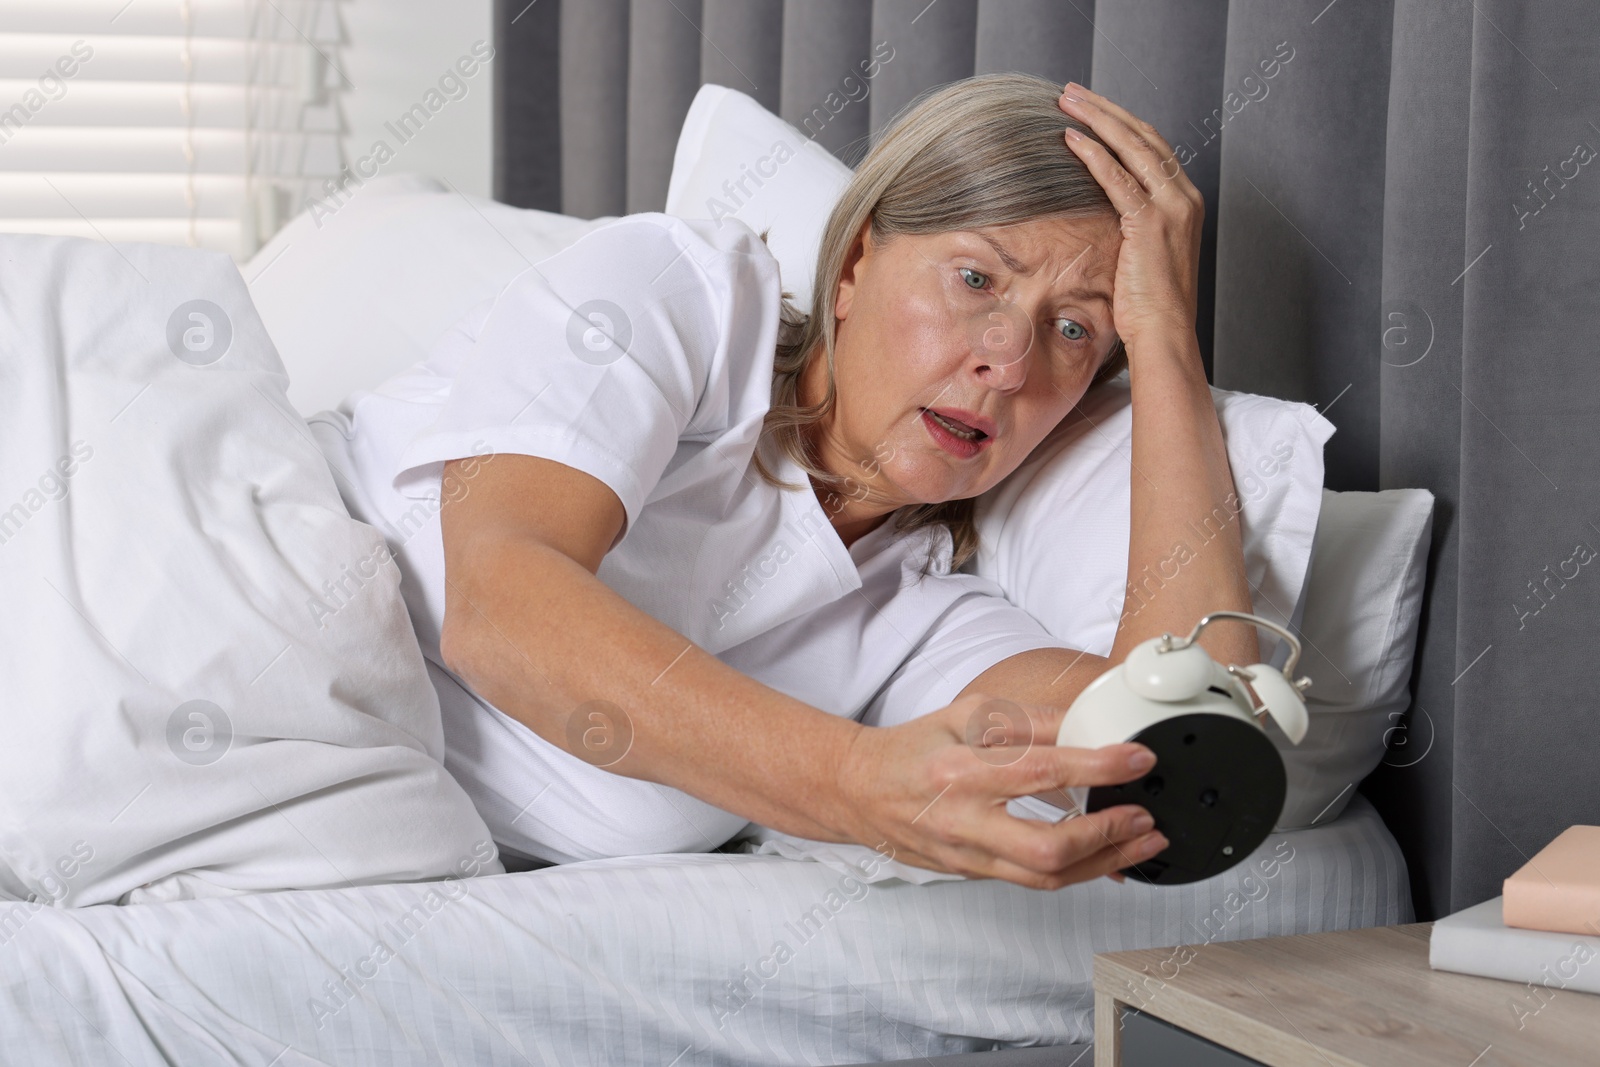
[975,214,1121,256]
[928,221,1119,300]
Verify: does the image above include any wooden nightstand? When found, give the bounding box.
[1093,923,1600,1066]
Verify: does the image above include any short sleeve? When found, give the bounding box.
[392,212,782,540]
[860,575,1076,729]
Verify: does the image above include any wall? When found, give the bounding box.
[337,0,494,199]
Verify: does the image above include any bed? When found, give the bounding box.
[0,196,1426,1063]
[0,795,1406,1065]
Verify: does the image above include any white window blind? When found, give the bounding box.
[0,0,344,261]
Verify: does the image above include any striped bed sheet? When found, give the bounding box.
[0,794,1408,1066]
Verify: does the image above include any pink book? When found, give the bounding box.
[1502,825,1600,936]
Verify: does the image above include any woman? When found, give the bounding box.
[324,73,1257,890]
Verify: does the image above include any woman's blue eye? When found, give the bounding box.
[959,267,989,290]
[1058,319,1087,341]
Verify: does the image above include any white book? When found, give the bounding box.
[1430,897,1600,1006]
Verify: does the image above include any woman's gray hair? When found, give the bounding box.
[752,71,1127,575]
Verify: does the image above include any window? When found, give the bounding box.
[0,0,344,261]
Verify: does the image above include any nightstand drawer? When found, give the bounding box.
[1121,1009,1265,1066]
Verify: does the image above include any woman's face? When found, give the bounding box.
[801,212,1123,520]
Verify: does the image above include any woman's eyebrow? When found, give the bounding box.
[1060,285,1113,306]
[972,231,1113,305]
[973,231,1028,273]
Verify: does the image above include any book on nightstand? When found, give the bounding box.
[1429,897,1600,995]
[1502,825,1600,936]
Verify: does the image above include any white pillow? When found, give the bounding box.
[1269,488,1435,829]
[969,376,1336,669]
[665,82,854,314]
[246,173,616,416]
[0,234,501,907]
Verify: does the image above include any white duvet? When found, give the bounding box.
[0,234,500,907]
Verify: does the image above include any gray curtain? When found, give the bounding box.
[494,0,1600,922]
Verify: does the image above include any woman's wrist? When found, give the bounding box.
[826,719,887,848]
[1121,321,1204,374]
[757,708,868,845]
[636,682,867,846]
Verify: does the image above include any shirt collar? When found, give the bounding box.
[769,441,955,584]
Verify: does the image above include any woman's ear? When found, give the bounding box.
[833,218,876,321]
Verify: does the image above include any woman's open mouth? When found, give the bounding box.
[920,407,992,458]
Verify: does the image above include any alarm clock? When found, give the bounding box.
[1056,611,1312,886]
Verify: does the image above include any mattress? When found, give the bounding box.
[0,794,1409,1066]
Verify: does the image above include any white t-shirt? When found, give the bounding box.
[310,212,1070,859]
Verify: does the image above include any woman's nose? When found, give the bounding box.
[968,303,1034,389]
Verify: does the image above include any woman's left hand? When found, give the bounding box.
[1056,82,1204,353]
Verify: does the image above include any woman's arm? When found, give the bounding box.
[438,454,848,842]
[960,84,1259,713]
[438,452,1165,888]
[1111,331,1260,668]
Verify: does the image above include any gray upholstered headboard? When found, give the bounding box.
[490,0,1600,923]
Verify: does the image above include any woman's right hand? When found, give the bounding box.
[1057,82,1206,357]
[834,691,1168,889]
